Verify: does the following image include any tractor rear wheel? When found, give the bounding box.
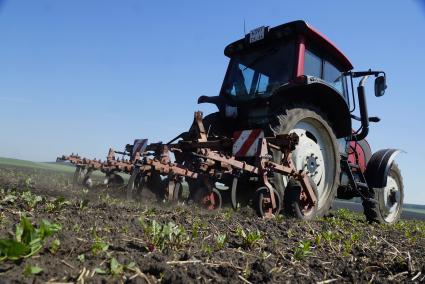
[269,105,340,217]
[363,163,404,224]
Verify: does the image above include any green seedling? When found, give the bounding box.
[21,191,42,210]
[49,239,60,254]
[24,265,43,276]
[236,227,263,249]
[139,217,189,252]
[91,235,109,255]
[293,240,313,260]
[215,233,227,250]
[110,257,136,276]
[0,216,61,261]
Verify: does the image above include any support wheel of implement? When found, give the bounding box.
[194,187,222,210]
[72,166,86,187]
[363,163,404,224]
[284,178,318,220]
[126,168,144,200]
[256,187,282,218]
[269,105,340,217]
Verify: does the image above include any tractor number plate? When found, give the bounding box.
[249,26,266,43]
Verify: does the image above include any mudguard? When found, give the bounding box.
[364,149,401,188]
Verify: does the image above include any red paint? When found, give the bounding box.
[236,129,263,157]
[295,36,305,77]
[348,141,369,172]
[304,23,353,71]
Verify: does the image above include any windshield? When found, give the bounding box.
[222,40,295,100]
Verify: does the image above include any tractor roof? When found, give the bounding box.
[224,20,353,72]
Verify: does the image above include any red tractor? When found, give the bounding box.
[195,20,403,224]
[60,20,403,224]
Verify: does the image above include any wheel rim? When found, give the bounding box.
[382,175,401,223]
[259,188,280,217]
[289,119,336,211]
[201,189,221,210]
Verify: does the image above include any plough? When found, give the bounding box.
[59,111,318,218]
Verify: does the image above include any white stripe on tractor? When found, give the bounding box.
[245,131,264,156]
[232,130,264,157]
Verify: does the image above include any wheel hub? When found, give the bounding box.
[383,176,400,222]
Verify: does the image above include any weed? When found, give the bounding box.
[49,238,60,254]
[293,240,313,260]
[78,254,85,262]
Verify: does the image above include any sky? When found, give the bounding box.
[0,0,425,204]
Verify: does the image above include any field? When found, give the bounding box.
[0,159,425,283]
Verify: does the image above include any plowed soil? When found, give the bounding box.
[0,164,424,283]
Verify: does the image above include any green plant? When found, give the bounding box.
[293,240,313,260]
[21,191,42,210]
[236,227,263,249]
[91,234,109,255]
[0,216,61,261]
[215,233,227,250]
[24,265,43,276]
[49,239,60,254]
[45,197,71,212]
[139,217,189,252]
[110,257,136,276]
[78,254,85,262]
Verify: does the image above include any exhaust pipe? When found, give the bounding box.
[351,75,369,141]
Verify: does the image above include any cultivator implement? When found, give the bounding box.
[59,111,318,217]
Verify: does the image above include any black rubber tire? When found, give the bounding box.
[268,105,340,217]
[363,163,404,224]
[193,187,222,210]
[256,187,282,217]
[72,167,86,187]
[126,168,144,200]
[284,178,319,220]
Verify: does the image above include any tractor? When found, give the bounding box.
[60,20,403,224]
[194,20,403,223]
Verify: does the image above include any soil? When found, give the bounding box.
[0,164,424,283]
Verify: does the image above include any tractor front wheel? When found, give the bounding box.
[363,163,404,224]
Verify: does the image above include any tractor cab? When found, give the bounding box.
[220,21,353,104]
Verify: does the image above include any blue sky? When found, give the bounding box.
[0,0,424,204]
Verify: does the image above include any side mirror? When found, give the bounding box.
[374,75,387,97]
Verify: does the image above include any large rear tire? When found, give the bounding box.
[269,105,340,217]
[363,163,404,224]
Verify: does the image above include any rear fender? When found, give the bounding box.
[364,149,401,188]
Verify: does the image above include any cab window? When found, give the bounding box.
[304,49,322,78]
[323,60,343,94]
